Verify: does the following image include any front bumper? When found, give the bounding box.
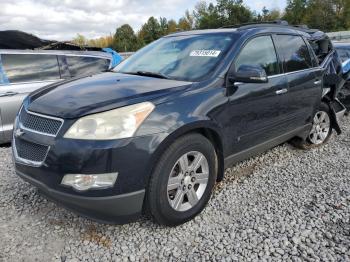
[17,169,145,223]
[13,113,168,223]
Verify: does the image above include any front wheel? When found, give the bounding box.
[146,133,217,226]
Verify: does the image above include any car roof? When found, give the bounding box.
[165,25,311,38]
[0,49,112,59]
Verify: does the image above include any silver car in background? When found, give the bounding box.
[0,50,113,144]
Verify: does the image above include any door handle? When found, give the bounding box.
[276,88,288,95]
[0,91,19,97]
[314,80,322,85]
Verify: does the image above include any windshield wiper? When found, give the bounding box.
[124,71,169,79]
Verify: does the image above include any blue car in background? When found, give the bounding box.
[334,42,350,110]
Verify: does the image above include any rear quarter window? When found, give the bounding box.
[66,56,110,77]
[1,54,60,83]
[275,35,313,73]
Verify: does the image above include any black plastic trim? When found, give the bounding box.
[224,125,311,169]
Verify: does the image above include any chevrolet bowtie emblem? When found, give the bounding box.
[14,129,25,138]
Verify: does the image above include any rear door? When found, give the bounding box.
[0,53,61,141]
[273,35,322,128]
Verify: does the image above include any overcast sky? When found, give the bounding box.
[0,0,286,41]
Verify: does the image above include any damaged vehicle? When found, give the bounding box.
[12,21,348,226]
[296,29,349,139]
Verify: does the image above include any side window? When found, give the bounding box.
[235,35,279,76]
[275,35,313,73]
[0,55,10,85]
[1,54,60,83]
[66,56,110,77]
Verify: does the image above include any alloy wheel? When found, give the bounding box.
[309,111,331,145]
[167,151,209,212]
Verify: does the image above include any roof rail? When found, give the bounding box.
[294,24,309,29]
[218,21,325,36]
[220,20,289,29]
[220,20,318,32]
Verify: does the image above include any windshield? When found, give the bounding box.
[114,33,237,82]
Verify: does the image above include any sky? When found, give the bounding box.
[0,0,286,41]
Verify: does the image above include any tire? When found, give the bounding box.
[146,133,218,226]
[291,102,333,150]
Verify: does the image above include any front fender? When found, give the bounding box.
[135,85,228,186]
[136,83,228,137]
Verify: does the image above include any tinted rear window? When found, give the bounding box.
[1,54,60,83]
[66,56,110,77]
[275,35,313,73]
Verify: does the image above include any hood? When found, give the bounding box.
[27,72,192,119]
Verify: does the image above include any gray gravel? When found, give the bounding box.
[1,116,350,262]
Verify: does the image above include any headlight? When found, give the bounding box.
[64,102,155,140]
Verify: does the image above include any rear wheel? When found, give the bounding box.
[292,102,332,149]
[146,133,217,226]
[308,110,331,145]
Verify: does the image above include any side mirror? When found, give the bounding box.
[229,64,268,84]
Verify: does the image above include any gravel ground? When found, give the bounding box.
[1,116,349,262]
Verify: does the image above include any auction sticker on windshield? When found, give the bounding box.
[190,50,221,57]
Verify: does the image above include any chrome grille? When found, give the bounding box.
[14,138,49,164]
[19,108,63,136]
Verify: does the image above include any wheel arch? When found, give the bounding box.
[148,122,225,186]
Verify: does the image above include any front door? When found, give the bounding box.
[224,35,289,157]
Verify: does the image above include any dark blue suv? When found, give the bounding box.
[13,23,345,226]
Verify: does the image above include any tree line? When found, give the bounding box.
[72,0,350,52]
